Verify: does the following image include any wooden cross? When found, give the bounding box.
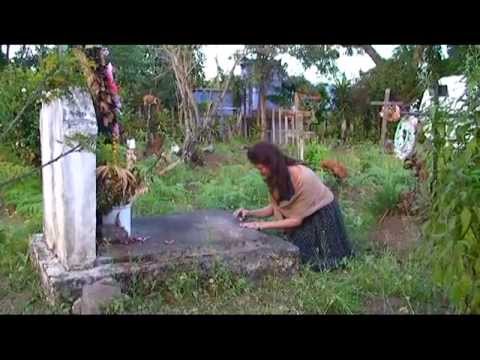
[370,88,404,149]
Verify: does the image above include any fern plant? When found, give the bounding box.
[96,137,146,215]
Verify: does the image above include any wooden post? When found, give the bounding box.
[279,108,283,145]
[294,115,298,157]
[284,113,288,146]
[260,91,267,141]
[245,116,248,138]
[290,115,294,155]
[294,91,300,111]
[146,104,151,144]
[298,113,304,161]
[242,115,245,138]
[236,111,241,138]
[272,108,276,144]
[341,118,347,144]
[380,88,391,149]
[293,113,298,159]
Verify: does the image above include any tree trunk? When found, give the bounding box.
[354,45,385,66]
[20,45,27,61]
[379,88,391,149]
[354,44,429,70]
[203,54,241,138]
[5,45,10,61]
[160,46,203,164]
[414,45,428,67]
[159,45,244,164]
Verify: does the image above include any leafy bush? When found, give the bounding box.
[0,50,87,164]
[365,162,413,218]
[0,158,43,229]
[304,141,331,170]
[422,46,480,314]
[424,124,480,313]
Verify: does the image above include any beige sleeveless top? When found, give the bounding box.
[271,165,334,221]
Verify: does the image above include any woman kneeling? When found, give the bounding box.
[234,142,353,271]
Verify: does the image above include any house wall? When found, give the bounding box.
[193,89,235,116]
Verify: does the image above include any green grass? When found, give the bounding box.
[107,141,443,314]
[0,153,43,282]
[0,148,64,314]
[197,165,269,211]
[0,140,447,314]
[103,251,443,314]
[133,164,201,216]
[0,212,68,313]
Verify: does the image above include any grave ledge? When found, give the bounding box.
[30,229,300,306]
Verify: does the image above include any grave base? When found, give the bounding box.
[30,210,300,305]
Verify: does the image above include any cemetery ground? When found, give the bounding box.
[0,139,450,314]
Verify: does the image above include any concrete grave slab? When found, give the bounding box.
[31,210,299,305]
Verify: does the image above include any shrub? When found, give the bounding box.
[304,141,331,170]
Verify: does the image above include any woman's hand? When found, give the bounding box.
[233,208,249,221]
[239,221,263,230]
[239,218,302,231]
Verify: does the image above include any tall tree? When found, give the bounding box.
[153,45,242,164]
[0,45,7,68]
[108,45,178,111]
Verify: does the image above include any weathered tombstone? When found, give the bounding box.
[394,116,419,160]
[38,88,97,270]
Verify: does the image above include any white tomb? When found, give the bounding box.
[39,88,97,270]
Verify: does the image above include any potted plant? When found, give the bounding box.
[96,136,145,236]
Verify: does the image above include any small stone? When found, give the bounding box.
[78,278,122,315]
[72,298,82,315]
[202,144,214,153]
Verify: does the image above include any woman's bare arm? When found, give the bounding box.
[240,217,302,230]
[248,205,273,218]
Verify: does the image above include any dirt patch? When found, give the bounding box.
[0,277,34,314]
[0,290,33,313]
[340,185,367,204]
[363,296,410,314]
[204,152,229,170]
[372,215,421,255]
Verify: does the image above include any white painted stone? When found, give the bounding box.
[102,203,132,236]
[39,88,97,271]
[126,139,135,149]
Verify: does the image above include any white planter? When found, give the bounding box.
[102,203,132,236]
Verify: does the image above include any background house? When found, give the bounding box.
[192,88,236,117]
[240,58,285,118]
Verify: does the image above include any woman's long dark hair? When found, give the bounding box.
[247,142,303,202]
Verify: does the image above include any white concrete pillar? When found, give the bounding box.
[39,88,97,270]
